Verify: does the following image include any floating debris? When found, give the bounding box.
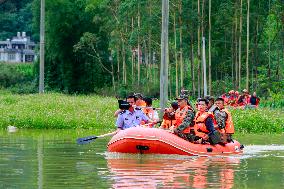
[7,125,18,133]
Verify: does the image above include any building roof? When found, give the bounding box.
[0,41,9,45]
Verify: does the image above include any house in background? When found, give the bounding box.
[0,32,37,63]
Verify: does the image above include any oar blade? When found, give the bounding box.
[76,136,98,145]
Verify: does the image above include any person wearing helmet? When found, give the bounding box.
[215,97,235,143]
[170,94,195,142]
[228,90,236,106]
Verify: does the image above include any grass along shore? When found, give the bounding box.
[0,91,283,133]
[0,92,117,130]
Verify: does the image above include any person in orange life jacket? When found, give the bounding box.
[205,96,219,113]
[115,95,150,132]
[243,89,251,104]
[142,97,159,127]
[249,92,260,108]
[221,93,229,105]
[170,94,195,142]
[160,101,178,129]
[214,97,235,142]
[134,93,147,108]
[233,91,240,107]
[193,98,221,144]
[236,89,249,108]
[227,90,236,106]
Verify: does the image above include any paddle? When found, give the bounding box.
[76,131,117,145]
[77,121,161,145]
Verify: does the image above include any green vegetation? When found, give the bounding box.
[0,0,34,40]
[259,91,284,109]
[0,92,283,133]
[0,62,37,93]
[2,1,283,98]
[0,92,117,130]
[231,108,284,133]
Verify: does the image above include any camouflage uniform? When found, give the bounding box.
[214,110,233,142]
[214,110,227,130]
[174,107,196,142]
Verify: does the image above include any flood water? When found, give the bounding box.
[0,129,284,189]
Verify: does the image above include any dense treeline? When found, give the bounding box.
[0,0,34,40]
[0,0,283,99]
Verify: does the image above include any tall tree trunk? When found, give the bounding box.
[253,1,260,90]
[190,36,196,97]
[131,17,135,85]
[174,12,179,97]
[238,0,243,89]
[277,47,281,80]
[231,23,235,87]
[246,0,250,90]
[169,60,172,99]
[111,54,115,91]
[268,0,271,79]
[148,0,152,84]
[278,3,284,81]
[144,40,149,92]
[137,2,141,85]
[208,0,212,95]
[178,0,184,89]
[201,0,205,96]
[197,0,201,97]
[116,44,120,81]
[160,0,169,112]
[190,1,196,97]
[122,40,126,85]
[235,14,239,89]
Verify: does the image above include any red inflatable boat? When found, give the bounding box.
[108,127,243,156]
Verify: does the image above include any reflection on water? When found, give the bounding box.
[105,154,240,189]
[0,130,284,189]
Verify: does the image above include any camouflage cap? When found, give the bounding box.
[134,93,143,99]
[175,94,188,100]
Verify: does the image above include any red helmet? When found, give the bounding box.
[229,90,235,94]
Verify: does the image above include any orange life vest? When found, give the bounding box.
[160,119,176,129]
[174,105,193,133]
[220,108,234,134]
[136,100,147,107]
[193,111,214,138]
[143,108,159,122]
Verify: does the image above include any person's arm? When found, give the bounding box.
[215,111,226,130]
[115,115,124,130]
[205,117,216,135]
[141,111,150,123]
[114,109,123,117]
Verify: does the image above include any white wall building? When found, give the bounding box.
[0,32,36,63]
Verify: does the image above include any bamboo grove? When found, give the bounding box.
[1,0,283,98]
